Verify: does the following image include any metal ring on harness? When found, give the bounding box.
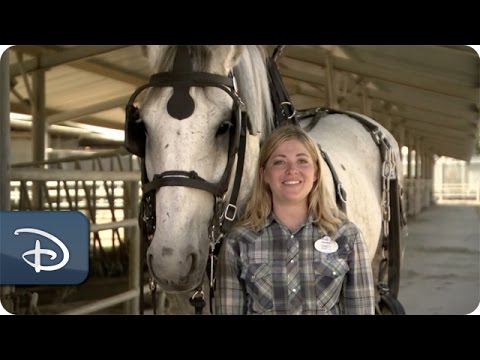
[191,289,205,301]
[280,101,296,119]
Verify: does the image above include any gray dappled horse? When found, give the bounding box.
[125,46,405,314]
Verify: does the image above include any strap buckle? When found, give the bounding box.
[223,203,237,222]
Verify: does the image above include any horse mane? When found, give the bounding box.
[233,46,274,139]
[146,45,274,141]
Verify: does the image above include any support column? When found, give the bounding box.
[383,103,392,132]
[407,132,413,179]
[0,48,14,314]
[437,156,444,202]
[397,121,405,149]
[325,54,337,109]
[415,137,421,180]
[421,150,428,208]
[361,85,371,117]
[427,151,434,206]
[406,132,414,216]
[414,137,422,214]
[125,156,140,314]
[31,69,46,210]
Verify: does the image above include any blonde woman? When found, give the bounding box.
[215,125,374,314]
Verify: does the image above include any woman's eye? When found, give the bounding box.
[216,121,232,136]
[273,160,285,166]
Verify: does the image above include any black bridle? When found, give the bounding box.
[125,46,251,314]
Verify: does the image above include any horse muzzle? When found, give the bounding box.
[146,245,204,292]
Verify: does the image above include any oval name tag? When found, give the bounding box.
[314,236,338,254]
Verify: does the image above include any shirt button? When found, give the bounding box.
[290,260,294,264]
[252,275,256,280]
[332,271,337,276]
[290,235,294,239]
[292,288,297,293]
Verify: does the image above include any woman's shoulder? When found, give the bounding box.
[226,224,262,244]
[335,220,362,239]
[332,220,363,252]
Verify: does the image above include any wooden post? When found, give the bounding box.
[31,68,46,210]
[0,47,15,314]
[325,54,336,109]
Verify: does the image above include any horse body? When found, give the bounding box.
[309,113,402,260]
[308,113,403,289]
[136,45,403,314]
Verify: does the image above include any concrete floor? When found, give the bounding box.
[2,203,479,316]
[398,203,480,315]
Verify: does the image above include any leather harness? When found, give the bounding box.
[125,46,407,315]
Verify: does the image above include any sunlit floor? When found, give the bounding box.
[398,203,480,315]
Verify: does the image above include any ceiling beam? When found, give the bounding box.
[279,86,474,158]
[48,96,130,125]
[387,105,477,132]
[72,59,148,86]
[401,119,472,140]
[11,45,148,87]
[279,65,478,121]
[282,74,477,134]
[368,79,475,118]
[339,45,479,86]
[10,46,128,77]
[10,101,123,130]
[281,45,479,103]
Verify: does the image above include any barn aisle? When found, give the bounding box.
[398,204,480,315]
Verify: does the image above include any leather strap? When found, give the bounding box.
[267,47,298,128]
[318,146,347,214]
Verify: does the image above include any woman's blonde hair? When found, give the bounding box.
[240,125,345,234]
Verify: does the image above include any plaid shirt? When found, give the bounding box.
[214,213,375,315]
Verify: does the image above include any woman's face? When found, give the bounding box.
[262,139,317,208]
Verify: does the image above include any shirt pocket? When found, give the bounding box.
[244,263,274,313]
[313,254,349,311]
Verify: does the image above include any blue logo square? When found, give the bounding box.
[0,211,89,285]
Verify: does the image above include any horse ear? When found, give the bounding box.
[143,45,159,71]
[143,45,172,73]
[141,45,148,58]
[208,45,245,72]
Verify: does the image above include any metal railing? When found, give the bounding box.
[434,182,480,203]
[9,149,150,314]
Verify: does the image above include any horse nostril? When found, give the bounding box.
[187,252,197,275]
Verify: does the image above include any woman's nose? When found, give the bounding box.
[286,164,298,173]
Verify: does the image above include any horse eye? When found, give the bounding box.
[216,120,232,136]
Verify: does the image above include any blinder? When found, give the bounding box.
[125,100,146,157]
[125,71,249,160]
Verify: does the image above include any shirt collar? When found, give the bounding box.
[264,212,315,229]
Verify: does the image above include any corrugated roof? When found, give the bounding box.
[8,45,480,161]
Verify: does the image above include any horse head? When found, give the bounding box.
[130,46,273,292]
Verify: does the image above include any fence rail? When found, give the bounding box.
[434,182,480,202]
[8,149,146,314]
